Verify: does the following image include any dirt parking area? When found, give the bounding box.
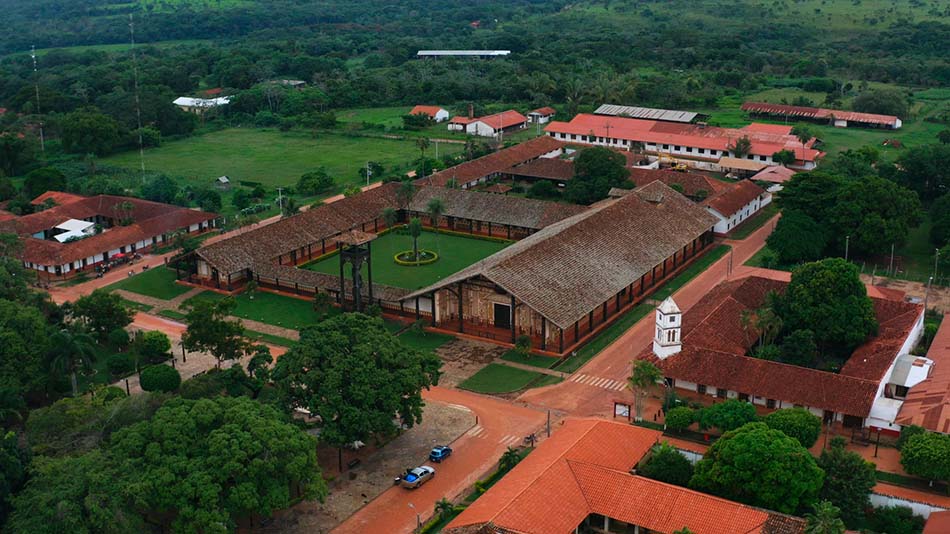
[435,338,507,388]
[264,400,474,533]
[864,275,950,312]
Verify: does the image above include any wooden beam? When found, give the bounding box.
[510,294,517,342]
[540,317,546,351]
[458,282,464,334]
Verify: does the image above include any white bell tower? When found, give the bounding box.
[652,296,682,359]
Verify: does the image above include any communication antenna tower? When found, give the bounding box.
[129,14,146,182]
[30,46,45,152]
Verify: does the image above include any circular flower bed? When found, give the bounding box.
[394,249,439,266]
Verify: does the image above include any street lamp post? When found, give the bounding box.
[844,235,850,262]
[408,502,421,533]
[935,248,940,280]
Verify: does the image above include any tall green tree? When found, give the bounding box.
[899,431,950,490]
[381,207,398,229]
[728,135,752,158]
[60,109,120,156]
[766,210,828,264]
[777,172,845,223]
[639,442,694,487]
[0,298,51,400]
[817,437,876,525]
[181,297,248,366]
[791,123,814,157]
[272,313,441,451]
[830,175,922,257]
[408,217,423,261]
[23,167,67,198]
[48,328,97,396]
[804,500,846,534]
[7,449,143,534]
[690,422,824,514]
[564,146,630,204]
[70,290,134,341]
[896,144,950,204]
[779,258,878,356]
[629,359,662,422]
[0,430,29,525]
[110,396,327,533]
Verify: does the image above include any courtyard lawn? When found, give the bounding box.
[500,349,558,369]
[397,329,453,354]
[337,107,412,129]
[458,363,546,394]
[105,266,193,300]
[103,128,460,190]
[302,229,510,290]
[182,290,336,331]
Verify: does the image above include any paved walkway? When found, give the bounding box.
[492,358,569,378]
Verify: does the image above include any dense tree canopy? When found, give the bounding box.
[60,109,120,156]
[767,210,828,264]
[70,290,134,341]
[639,442,694,487]
[851,89,909,117]
[0,299,52,400]
[829,175,921,257]
[697,399,758,433]
[110,396,326,533]
[899,431,950,486]
[272,313,441,447]
[779,259,878,355]
[690,422,824,515]
[817,437,876,526]
[564,147,630,205]
[763,408,822,448]
[181,297,248,365]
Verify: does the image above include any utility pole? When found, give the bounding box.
[365,162,371,186]
[129,14,146,183]
[30,46,45,153]
[889,243,895,276]
[844,235,850,262]
[934,247,940,281]
[276,187,284,214]
[434,140,439,160]
[924,276,933,312]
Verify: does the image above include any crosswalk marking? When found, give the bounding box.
[498,434,521,447]
[570,374,628,392]
[466,425,485,438]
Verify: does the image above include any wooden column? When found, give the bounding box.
[510,295,517,342]
[540,317,546,351]
[322,239,326,254]
[601,302,607,322]
[338,254,345,305]
[588,310,594,333]
[430,292,437,326]
[559,327,564,353]
[457,282,464,334]
[574,322,579,341]
[507,225,512,240]
[415,297,420,319]
[367,241,374,303]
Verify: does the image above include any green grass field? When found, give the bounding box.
[105,267,193,300]
[103,128,458,189]
[183,290,335,331]
[337,107,412,128]
[397,329,454,354]
[500,349,557,369]
[458,363,546,394]
[302,230,509,290]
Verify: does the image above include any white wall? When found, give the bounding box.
[869,492,945,519]
[434,109,450,122]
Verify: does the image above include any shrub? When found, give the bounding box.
[179,369,226,399]
[764,408,822,448]
[108,328,130,349]
[528,180,557,199]
[665,406,695,433]
[133,330,172,364]
[896,424,926,450]
[139,365,181,393]
[96,386,127,402]
[640,442,694,487]
[515,334,532,355]
[866,505,925,534]
[698,399,758,433]
[106,353,136,378]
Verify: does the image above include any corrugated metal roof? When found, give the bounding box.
[595,104,698,123]
[416,50,510,56]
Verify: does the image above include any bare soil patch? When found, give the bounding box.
[435,338,507,388]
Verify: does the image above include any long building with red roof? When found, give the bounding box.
[444,418,806,534]
[741,101,902,129]
[448,109,527,137]
[639,276,925,434]
[544,113,823,171]
[5,193,216,279]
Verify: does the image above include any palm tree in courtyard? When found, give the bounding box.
[408,217,423,262]
[426,197,445,255]
[500,446,522,472]
[49,328,98,396]
[416,137,431,178]
[804,501,845,534]
[629,359,663,422]
[381,207,398,230]
[434,498,454,520]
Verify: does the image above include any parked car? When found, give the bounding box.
[429,445,453,463]
[399,466,435,489]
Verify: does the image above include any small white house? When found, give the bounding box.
[528,107,556,124]
[702,180,771,235]
[410,105,450,123]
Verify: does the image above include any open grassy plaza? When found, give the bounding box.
[103,128,461,189]
[302,229,510,290]
[105,266,194,300]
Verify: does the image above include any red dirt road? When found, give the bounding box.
[516,215,779,417]
[331,387,546,534]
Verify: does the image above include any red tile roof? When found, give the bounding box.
[30,191,85,206]
[508,157,575,181]
[545,114,823,163]
[924,511,950,533]
[409,105,446,118]
[530,106,556,116]
[751,166,798,184]
[629,168,729,199]
[703,179,768,217]
[640,276,922,417]
[444,419,805,534]
[896,313,950,433]
[741,102,901,126]
[14,195,216,266]
[422,136,565,187]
